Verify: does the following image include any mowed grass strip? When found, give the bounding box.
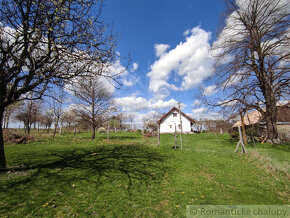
[0,132,289,217]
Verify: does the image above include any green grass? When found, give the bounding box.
[0,132,289,217]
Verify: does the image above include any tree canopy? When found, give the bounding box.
[0,0,117,169]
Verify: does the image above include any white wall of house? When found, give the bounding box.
[159,110,192,133]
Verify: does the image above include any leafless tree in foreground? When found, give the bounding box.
[70,76,113,139]
[208,0,289,141]
[0,0,118,169]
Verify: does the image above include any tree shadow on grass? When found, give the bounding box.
[0,143,169,196]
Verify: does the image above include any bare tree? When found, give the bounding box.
[70,76,113,139]
[2,102,20,129]
[193,119,204,133]
[0,0,118,169]
[115,112,127,130]
[127,114,134,130]
[209,0,289,141]
[61,110,75,131]
[14,99,42,133]
[41,109,54,133]
[49,87,67,138]
[109,115,121,133]
[60,107,80,135]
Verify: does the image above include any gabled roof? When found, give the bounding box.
[233,109,264,127]
[233,105,290,127]
[260,105,290,123]
[157,106,195,124]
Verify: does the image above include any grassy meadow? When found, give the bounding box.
[0,131,289,217]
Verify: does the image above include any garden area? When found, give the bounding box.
[0,131,289,217]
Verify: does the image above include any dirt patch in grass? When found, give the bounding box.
[199,170,216,181]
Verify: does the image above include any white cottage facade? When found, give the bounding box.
[157,107,195,133]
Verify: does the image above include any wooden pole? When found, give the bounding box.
[158,124,160,146]
[174,125,177,149]
[235,125,248,154]
[178,103,183,150]
[107,124,110,140]
[240,111,248,144]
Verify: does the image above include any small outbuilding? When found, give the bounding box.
[233,105,290,140]
[157,107,195,133]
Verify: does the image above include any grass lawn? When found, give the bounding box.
[0,131,289,217]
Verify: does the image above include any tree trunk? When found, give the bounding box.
[24,122,27,133]
[178,103,183,150]
[53,118,59,138]
[174,125,177,149]
[240,111,248,144]
[0,108,7,170]
[92,126,95,139]
[265,104,278,140]
[27,123,31,134]
[6,118,9,129]
[3,119,5,129]
[107,124,110,140]
[157,124,160,146]
[53,123,57,138]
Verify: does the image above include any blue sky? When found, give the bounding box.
[100,0,226,122]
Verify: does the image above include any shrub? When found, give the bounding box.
[3,130,33,144]
[98,127,106,133]
[246,128,259,137]
[229,130,239,139]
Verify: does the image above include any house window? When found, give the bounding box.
[178,124,181,129]
[169,125,172,129]
[173,113,177,117]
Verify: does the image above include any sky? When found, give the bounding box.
[98,0,226,125]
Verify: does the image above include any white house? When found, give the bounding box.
[157,107,195,133]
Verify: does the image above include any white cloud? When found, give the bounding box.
[147,26,214,97]
[114,95,149,112]
[192,107,221,120]
[151,99,178,109]
[192,107,207,115]
[193,99,201,106]
[212,0,289,65]
[126,110,162,128]
[107,60,139,87]
[218,100,236,106]
[114,95,184,112]
[122,79,133,87]
[203,85,217,96]
[65,74,116,95]
[183,29,190,37]
[130,62,138,72]
[99,76,116,94]
[154,44,170,57]
[122,74,139,87]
